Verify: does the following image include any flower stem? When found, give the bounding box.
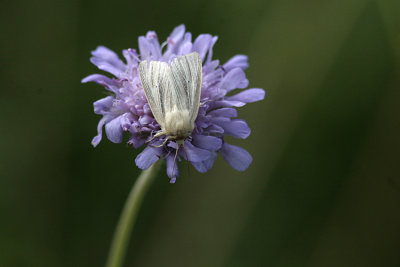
[105,161,161,267]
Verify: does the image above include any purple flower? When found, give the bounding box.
[82,25,265,183]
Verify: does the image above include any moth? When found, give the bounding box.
[139,52,203,149]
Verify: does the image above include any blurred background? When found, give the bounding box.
[1,0,400,266]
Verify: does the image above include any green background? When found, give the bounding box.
[1,0,400,266]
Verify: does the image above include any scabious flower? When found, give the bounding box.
[82,25,265,183]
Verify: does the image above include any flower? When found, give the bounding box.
[82,25,265,183]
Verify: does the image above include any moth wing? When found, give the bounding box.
[169,52,202,122]
[139,60,173,127]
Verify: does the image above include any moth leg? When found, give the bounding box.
[153,131,166,138]
[172,143,181,178]
[150,137,170,148]
[146,130,165,143]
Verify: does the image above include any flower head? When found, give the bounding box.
[82,25,265,183]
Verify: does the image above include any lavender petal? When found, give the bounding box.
[207,108,237,118]
[168,24,186,47]
[184,141,213,162]
[223,55,249,71]
[209,100,246,109]
[191,152,217,173]
[192,135,222,151]
[214,119,251,139]
[105,115,124,143]
[226,88,265,103]
[93,96,114,115]
[90,46,126,77]
[165,153,179,181]
[127,134,145,148]
[192,34,213,61]
[81,74,119,92]
[220,143,252,171]
[135,146,162,170]
[219,68,249,91]
[145,31,162,60]
[91,117,108,147]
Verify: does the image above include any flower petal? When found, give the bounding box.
[91,135,102,147]
[184,141,212,162]
[207,108,237,118]
[138,36,151,60]
[105,115,124,143]
[177,33,193,55]
[165,153,179,182]
[93,96,114,115]
[191,151,217,173]
[81,74,119,91]
[194,116,209,128]
[205,124,224,134]
[205,36,218,64]
[219,68,248,92]
[120,113,133,131]
[203,69,224,88]
[223,55,249,71]
[127,134,145,149]
[139,32,162,60]
[135,146,162,170]
[209,100,246,109]
[146,31,162,60]
[168,24,186,47]
[143,103,152,115]
[123,48,139,68]
[91,117,108,147]
[90,46,126,77]
[138,115,153,125]
[192,135,222,151]
[220,143,252,171]
[192,34,213,61]
[226,88,265,103]
[215,119,250,139]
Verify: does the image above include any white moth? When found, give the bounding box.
[139,53,202,177]
[139,52,203,148]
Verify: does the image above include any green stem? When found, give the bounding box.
[105,161,161,267]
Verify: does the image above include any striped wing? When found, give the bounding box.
[169,52,203,122]
[139,60,172,127]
